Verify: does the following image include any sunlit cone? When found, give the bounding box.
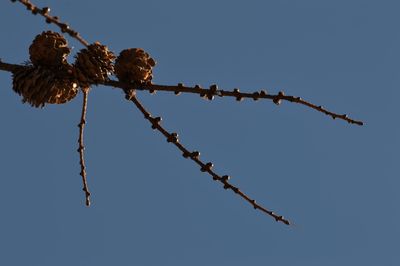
[115,48,156,84]
[29,31,71,67]
[74,42,115,86]
[12,65,78,108]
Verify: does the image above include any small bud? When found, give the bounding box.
[209,84,218,92]
[42,7,50,14]
[273,91,284,105]
[273,98,281,105]
[175,83,182,95]
[233,88,243,101]
[252,92,260,101]
[26,3,33,11]
[221,175,231,181]
[167,133,179,143]
[260,89,267,96]
[151,116,162,129]
[70,30,78,37]
[207,84,218,100]
[201,162,213,172]
[190,151,200,159]
[60,24,69,33]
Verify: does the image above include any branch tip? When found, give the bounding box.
[77,88,91,206]
[124,93,291,225]
[14,0,89,46]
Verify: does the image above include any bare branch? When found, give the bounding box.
[12,0,89,47]
[2,0,366,227]
[124,88,290,225]
[0,53,362,225]
[77,87,91,206]
[0,61,364,126]
[106,81,364,125]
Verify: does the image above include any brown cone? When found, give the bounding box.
[29,31,71,67]
[115,48,156,84]
[73,42,115,86]
[12,65,78,108]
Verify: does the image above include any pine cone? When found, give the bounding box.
[74,42,115,86]
[29,31,71,67]
[115,48,156,84]
[12,65,78,108]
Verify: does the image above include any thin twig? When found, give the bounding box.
[105,80,364,126]
[3,0,364,225]
[124,88,290,225]
[0,61,364,126]
[77,87,91,206]
[12,0,89,47]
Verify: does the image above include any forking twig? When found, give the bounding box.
[10,0,93,205]
[0,58,363,224]
[1,0,365,225]
[0,60,364,126]
[124,88,290,225]
[8,0,364,126]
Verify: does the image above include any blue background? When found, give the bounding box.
[0,1,399,265]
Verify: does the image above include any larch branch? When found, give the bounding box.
[0,61,364,126]
[132,82,364,126]
[77,87,91,206]
[124,88,290,225]
[12,0,89,47]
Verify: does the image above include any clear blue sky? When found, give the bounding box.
[0,1,399,265]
